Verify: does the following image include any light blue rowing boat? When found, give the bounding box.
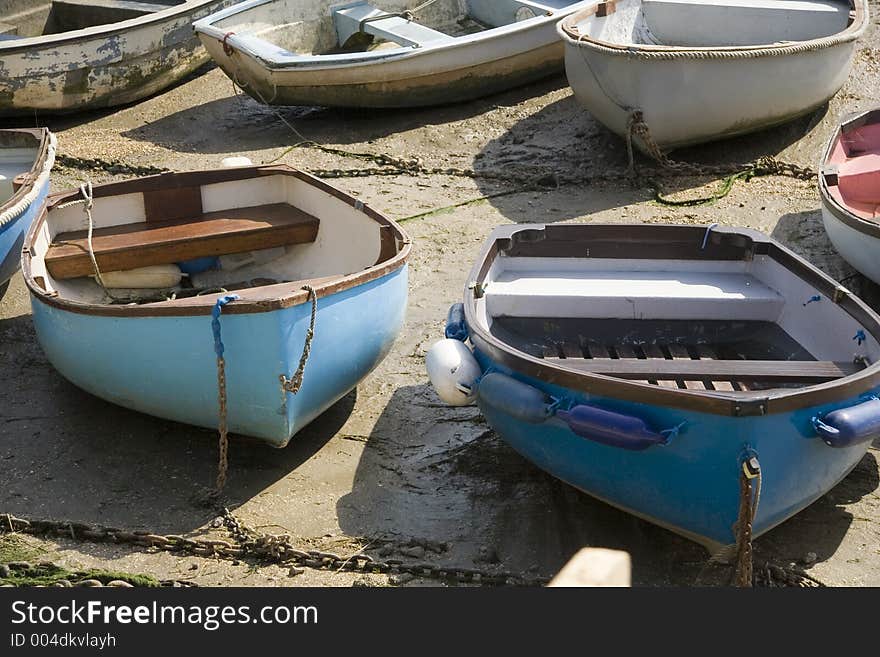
[22,165,411,446]
[0,128,54,300]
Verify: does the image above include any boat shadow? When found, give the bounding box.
[473,99,830,223]
[0,311,353,535]
[119,75,572,154]
[337,380,878,585]
[771,210,871,297]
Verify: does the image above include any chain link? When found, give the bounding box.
[280,285,317,394]
[1,512,548,586]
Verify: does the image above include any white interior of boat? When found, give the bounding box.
[472,252,880,390]
[204,0,578,56]
[0,148,38,205]
[0,0,185,39]
[571,0,852,48]
[28,172,392,306]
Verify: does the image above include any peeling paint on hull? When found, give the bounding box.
[211,42,564,108]
[0,0,240,116]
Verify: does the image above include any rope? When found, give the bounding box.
[0,132,56,228]
[280,285,317,394]
[700,223,718,250]
[563,12,866,61]
[734,455,762,587]
[210,294,240,498]
[54,182,126,302]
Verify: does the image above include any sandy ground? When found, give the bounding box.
[2,8,880,587]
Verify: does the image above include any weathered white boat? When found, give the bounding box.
[22,164,411,446]
[0,128,55,300]
[820,108,880,285]
[0,0,240,116]
[193,0,592,108]
[558,0,868,151]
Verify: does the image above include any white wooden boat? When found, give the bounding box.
[820,108,880,284]
[558,0,868,151]
[0,0,240,116]
[193,0,592,108]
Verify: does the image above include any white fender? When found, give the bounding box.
[425,338,481,406]
[99,264,183,289]
[221,156,254,168]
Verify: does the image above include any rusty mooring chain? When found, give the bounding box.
[0,511,548,587]
[626,110,816,207]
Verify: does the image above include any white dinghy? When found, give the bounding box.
[193,0,592,108]
[558,0,868,151]
[0,0,239,116]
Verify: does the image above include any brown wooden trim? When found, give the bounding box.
[23,165,412,317]
[464,224,880,417]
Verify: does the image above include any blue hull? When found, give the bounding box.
[31,266,408,446]
[473,350,874,549]
[0,177,49,288]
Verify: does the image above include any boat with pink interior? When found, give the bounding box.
[820,108,880,284]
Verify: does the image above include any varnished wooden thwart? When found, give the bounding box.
[545,358,861,383]
[45,203,320,280]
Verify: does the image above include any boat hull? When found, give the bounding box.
[29,265,408,446]
[204,38,563,108]
[194,1,591,108]
[0,178,49,289]
[561,29,860,150]
[473,350,874,551]
[0,0,239,116]
[820,199,880,285]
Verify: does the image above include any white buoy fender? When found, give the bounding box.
[98,264,183,289]
[221,156,254,168]
[425,338,482,406]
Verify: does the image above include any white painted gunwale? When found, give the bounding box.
[557,0,868,55]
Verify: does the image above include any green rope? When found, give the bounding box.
[651,169,756,207]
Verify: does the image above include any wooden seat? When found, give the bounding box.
[45,203,320,280]
[333,2,454,48]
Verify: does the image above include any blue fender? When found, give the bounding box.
[556,405,671,451]
[477,373,551,424]
[813,398,880,448]
[444,303,468,341]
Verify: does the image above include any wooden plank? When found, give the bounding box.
[143,186,203,223]
[695,345,735,391]
[668,344,705,391]
[559,341,583,359]
[548,548,631,588]
[587,344,611,359]
[46,204,320,280]
[642,344,678,388]
[616,344,649,386]
[544,358,860,383]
